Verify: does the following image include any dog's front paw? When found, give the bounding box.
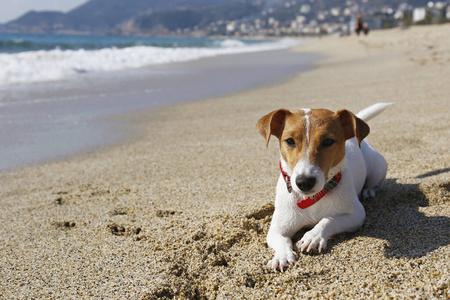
[267,250,298,272]
[298,230,327,253]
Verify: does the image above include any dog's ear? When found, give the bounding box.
[336,109,370,147]
[256,109,291,147]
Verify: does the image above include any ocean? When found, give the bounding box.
[0,32,319,171]
[0,33,300,86]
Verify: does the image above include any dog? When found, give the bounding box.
[256,103,392,271]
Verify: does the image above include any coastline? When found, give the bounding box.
[1,25,449,298]
[0,47,320,172]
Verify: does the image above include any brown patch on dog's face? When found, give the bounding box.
[307,109,347,179]
[277,110,308,172]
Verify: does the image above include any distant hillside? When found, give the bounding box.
[3,11,70,33]
[0,0,434,35]
[65,0,236,31]
[1,0,238,34]
[128,2,261,35]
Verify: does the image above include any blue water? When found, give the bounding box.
[0,32,262,53]
[0,33,298,86]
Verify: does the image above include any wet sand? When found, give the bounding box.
[1,25,449,298]
[0,49,320,171]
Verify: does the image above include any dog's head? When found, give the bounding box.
[256,108,369,196]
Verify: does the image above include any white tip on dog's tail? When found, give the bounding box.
[356,102,394,122]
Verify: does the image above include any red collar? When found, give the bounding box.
[279,160,342,209]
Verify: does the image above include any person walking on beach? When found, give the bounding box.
[355,13,369,35]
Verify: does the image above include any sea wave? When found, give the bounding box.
[0,39,302,85]
[214,39,248,48]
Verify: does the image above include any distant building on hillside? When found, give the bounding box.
[413,8,427,22]
[413,2,448,24]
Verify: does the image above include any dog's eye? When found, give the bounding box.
[322,138,335,147]
[285,138,296,147]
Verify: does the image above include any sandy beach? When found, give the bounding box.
[1,24,449,299]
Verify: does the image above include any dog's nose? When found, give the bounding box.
[295,175,316,192]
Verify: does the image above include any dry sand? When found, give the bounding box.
[1,25,449,299]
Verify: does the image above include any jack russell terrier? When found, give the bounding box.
[256,103,392,271]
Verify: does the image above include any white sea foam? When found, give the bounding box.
[215,39,247,48]
[0,39,302,85]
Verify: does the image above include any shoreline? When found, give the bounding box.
[0,48,321,172]
[1,25,449,298]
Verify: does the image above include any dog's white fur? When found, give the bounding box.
[262,103,391,271]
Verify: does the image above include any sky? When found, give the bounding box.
[0,0,88,24]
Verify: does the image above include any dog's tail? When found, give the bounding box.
[356,102,393,122]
